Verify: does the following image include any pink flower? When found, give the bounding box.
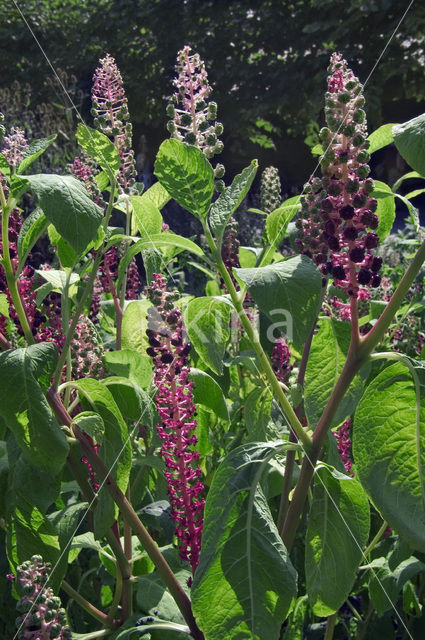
[166,46,224,161]
[145,274,204,574]
[91,54,137,193]
[271,338,292,384]
[2,126,28,167]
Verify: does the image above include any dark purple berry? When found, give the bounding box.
[146,347,156,357]
[324,219,336,235]
[371,274,381,287]
[332,265,346,280]
[364,232,379,249]
[349,247,365,263]
[367,198,378,212]
[369,214,379,230]
[328,236,340,251]
[343,226,358,241]
[357,268,372,285]
[340,205,355,220]
[161,352,174,364]
[371,256,382,272]
[321,197,333,212]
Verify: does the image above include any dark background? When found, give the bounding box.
[1,0,425,221]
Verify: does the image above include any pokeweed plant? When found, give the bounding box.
[1,45,425,640]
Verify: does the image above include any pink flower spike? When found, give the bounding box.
[145,274,204,574]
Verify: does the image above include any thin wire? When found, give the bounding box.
[9,0,416,637]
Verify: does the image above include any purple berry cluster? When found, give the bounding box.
[14,555,72,640]
[70,315,104,379]
[91,54,137,193]
[1,126,28,167]
[166,45,224,165]
[271,338,292,384]
[296,53,382,298]
[145,274,204,574]
[100,245,140,300]
[221,216,240,288]
[260,166,282,214]
[334,418,353,475]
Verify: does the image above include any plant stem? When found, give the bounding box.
[281,237,425,551]
[1,185,34,344]
[202,221,312,452]
[324,613,337,640]
[0,331,11,350]
[73,425,204,640]
[360,236,425,357]
[61,580,118,627]
[122,486,133,619]
[363,520,388,559]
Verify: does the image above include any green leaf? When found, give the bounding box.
[235,255,322,352]
[12,499,62,589]
[11,175,30,200]
[129,196,162,238]
[353,362,425,551]
[304,318,363,428]
[184,297,231,375]
[368,555,425,617]
[265,196,301,248]
[48,502,89,587]
[367,124,396,154]
[305,463,370,616]
[209,160,258,243]
[74,378,132,538]
[0,153,10,175]
[76,124,120,178]
[154,139,214,219]
[372,180,396,242]
[104,349,152,388]
[116,233,204,290]
[393,114,425,176]
[189,368,229,421]
[0,344,69,475]
[122,299,151,354]
[239,247,258,268]
[104,377,158,426]
[71,411,105,446]
[35,268,79,291]
[142,180,171,209]
[26,174,103,253]
[191,442,297,640]
[17,208,48,273]
[17,134,57,174]
[12,456,61,513]
[0,293,9,318]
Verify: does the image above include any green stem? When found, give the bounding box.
[362,520,388,559]
[122,486,133,619]
[277,287,325,535]
[203,221,312,452]
[281,237,425,551]
[61,580,117,628]
[74,426,204,640]
[1,184,34,344]
[70,631,113,640]
[324,613,337,640]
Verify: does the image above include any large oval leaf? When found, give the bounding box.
[154,139,214,219]
[0,343,68,475]
[191,442,297,640]
[209,160,258,243]
[235,255,322,351]
[305,464,370,616]
[393,114,425,177]
[353,362,425,551]
[304,317,363,428]
[26,174,104,254]
[184,296,231,375]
